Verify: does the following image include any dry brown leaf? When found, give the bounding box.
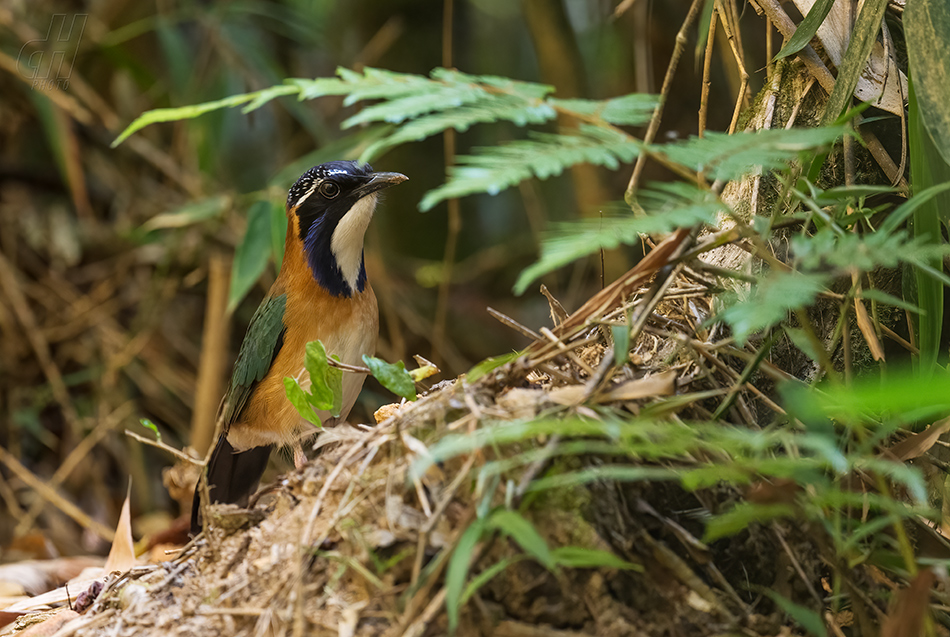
[103,489,137,574]
[18,608,79,637]
[853,297,885,362]
[598,370,677,402]
[883,417,950,462]
[2,577,103,613]
[547,385,587,406]
[880,568,935,637]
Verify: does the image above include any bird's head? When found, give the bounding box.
[287,161,407,297]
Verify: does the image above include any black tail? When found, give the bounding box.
[190,436,273,534]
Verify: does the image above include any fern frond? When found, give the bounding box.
[513,184,721,294]
[420,125,642,211]
[111,85,298,147]
[659,127,848,181]
[361,97,557,160]
[549,94,659,126]
[717,271,830,344]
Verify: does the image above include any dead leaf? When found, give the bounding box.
[880,568,935,637]
[597,370,677,402]
[103,488,137,573]
[883,417,950,462]
[854,296,885,362]
[18,608,79,637]
[547,385,587,406]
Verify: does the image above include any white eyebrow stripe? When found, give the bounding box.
[293,180,321,208]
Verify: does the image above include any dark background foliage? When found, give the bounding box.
[0,0,764,551]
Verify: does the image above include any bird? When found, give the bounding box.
[190,160,407,534]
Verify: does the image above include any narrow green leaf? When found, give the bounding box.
[795,368,950,420]
[908,78,948,372]
[906,0,950,166]
[446,517,488,634]
[784,326,823,364]
[612,324,630,367]
[467,351,522,383]
[764,591,828,637]
[305,341,344,416]
[270,201,287,271]
[363,355,417,401]
[142,195,230,231]
[487,510,554,570]
[703,502,797,542]
[283,376,322,426]
[112,85,298,147]
[459,557,520,607]
[858,288,923,315]
[773,0,836,61]
[551,546,642,571]
[878,181,950,236]
[139,418,161,441]
[228,201,273,314]
[818,0,888,126]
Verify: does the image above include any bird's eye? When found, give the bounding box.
[319,182,340,199]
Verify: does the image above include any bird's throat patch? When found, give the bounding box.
[330,194,377,294]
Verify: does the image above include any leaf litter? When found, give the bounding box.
[4,231,941,636]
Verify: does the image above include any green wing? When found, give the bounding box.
[221,293,287,426]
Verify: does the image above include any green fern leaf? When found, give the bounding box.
[549,94,659,125]
[361,98,557,160]
[433,68,554,99]
[420,125,641,211]
[717,271,829,344]
[659,127,847,181]
[513,184,721,295]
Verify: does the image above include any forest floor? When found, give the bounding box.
[0,230,925,636]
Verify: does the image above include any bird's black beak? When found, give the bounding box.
[355,171,408,198]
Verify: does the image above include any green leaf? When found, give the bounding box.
[363,355,417,401]
[270,201,287,271]
[228,201,273,314]
[764,591,828,637]
[794,369,950,421]
[459,557,520,607]
[420,125,642,212]
[361,99,556,160]
[612,324,631,367]
[305,341,344,416]
[908,78,950,372]
[283,376,322,426]
[139,418,161,441]
[818,0,888,126]
[703,502,797,542]
[112,85,298,147]
[487,509,554,570]
[717,272,829,345]
[548,94,658,126]
[784,326,823,364]
[551,546,642,571]
[446,516,488,634]
[142,195,230,231]
[514,184,720,294]
[659,128,846,181]
[905,0,950,166]
[773,0,835,61]
[858,288,923,315]
[466,351,522,383]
